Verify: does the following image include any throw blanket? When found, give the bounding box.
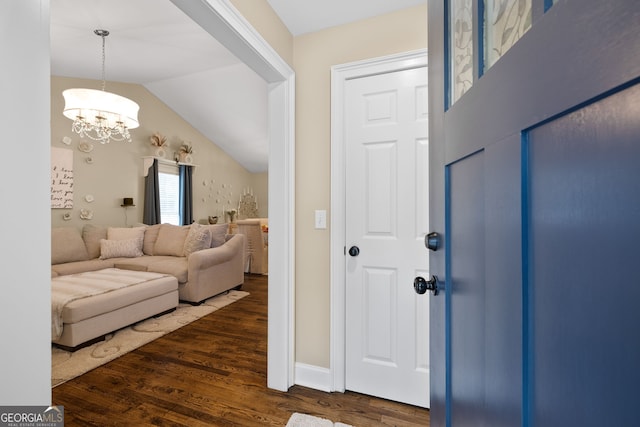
[51,268,168,340]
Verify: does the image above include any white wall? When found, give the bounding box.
[145,63,269,175]
[0,0,52,405]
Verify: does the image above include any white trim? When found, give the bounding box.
[171,0,295,391]
[171,0,289,83]
[294,363,333,393]
[267,76,297,390]
[329,49,428,392]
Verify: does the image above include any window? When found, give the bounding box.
[158,163,180,225]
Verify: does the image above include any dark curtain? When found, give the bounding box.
[143,159,161,225]
[179,165,193,225]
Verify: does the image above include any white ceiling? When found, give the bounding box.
[266,0,426,36]
[51,0,425,173]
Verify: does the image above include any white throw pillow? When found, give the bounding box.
[99,237,144,259]
[183,223,213,257]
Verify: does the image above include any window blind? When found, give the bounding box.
[158,163,180,225]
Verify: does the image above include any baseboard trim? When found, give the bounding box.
[294,362,333,392]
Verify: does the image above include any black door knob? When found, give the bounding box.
[414,275,439,296]
[425,232,440,251]
[348,246,360,257]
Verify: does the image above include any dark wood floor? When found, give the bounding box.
[52,274,430,426]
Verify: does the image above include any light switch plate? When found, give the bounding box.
[315,210,327,229]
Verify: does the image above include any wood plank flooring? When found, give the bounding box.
[52,274,430,426]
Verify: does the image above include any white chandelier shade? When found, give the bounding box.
[63,88,140,143]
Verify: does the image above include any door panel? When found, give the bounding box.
[446,139,524,427]
[362,267,397,365]
[345,67,429,407]
[365,141,396,235]
[527,82,640,427]
[448,150,486,426]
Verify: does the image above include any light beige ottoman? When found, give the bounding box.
[52,268,178,351]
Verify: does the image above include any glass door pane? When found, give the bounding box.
[450,0,474,105]
[484,0,532,69]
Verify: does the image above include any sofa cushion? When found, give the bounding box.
[99,237,144,260]
[113,262,148,272]
[107,226,146,241]
[154,224,189,257]
[204,223,229,248]
[136,256,188,283]
[52,227,89,265]
[82,224,107,259]
[184,223,212,257]
[51,258,116,276]
[142,224,161,255]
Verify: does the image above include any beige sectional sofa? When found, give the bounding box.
[51,223,245,350]
[52,223,245,304]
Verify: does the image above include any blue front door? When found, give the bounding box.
[428,1,640,425]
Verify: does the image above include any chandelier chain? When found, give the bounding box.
[94,29,109,91]
[100,33,106,91]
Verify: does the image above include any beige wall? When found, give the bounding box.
[51,76,267,231]
[292,5,428,367]
[229,0,294,67]
[250,171,269,216]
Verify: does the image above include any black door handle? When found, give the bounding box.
[425,232,440,251]
[414,275,439,296]
[348,246,360,257]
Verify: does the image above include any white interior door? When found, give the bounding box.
[345,66,430,408]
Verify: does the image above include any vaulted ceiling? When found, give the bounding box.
[51,0,425,173]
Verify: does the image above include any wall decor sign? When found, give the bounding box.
[51,146,74,208]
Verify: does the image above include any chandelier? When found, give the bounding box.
[62,29,139,143]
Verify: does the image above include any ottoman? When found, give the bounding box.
[52,268,179,351]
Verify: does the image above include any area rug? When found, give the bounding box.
[286,413,353,427]
[52,290,249,387]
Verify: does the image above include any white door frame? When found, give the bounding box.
[171,0,296,391]
[330,49,428,392]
